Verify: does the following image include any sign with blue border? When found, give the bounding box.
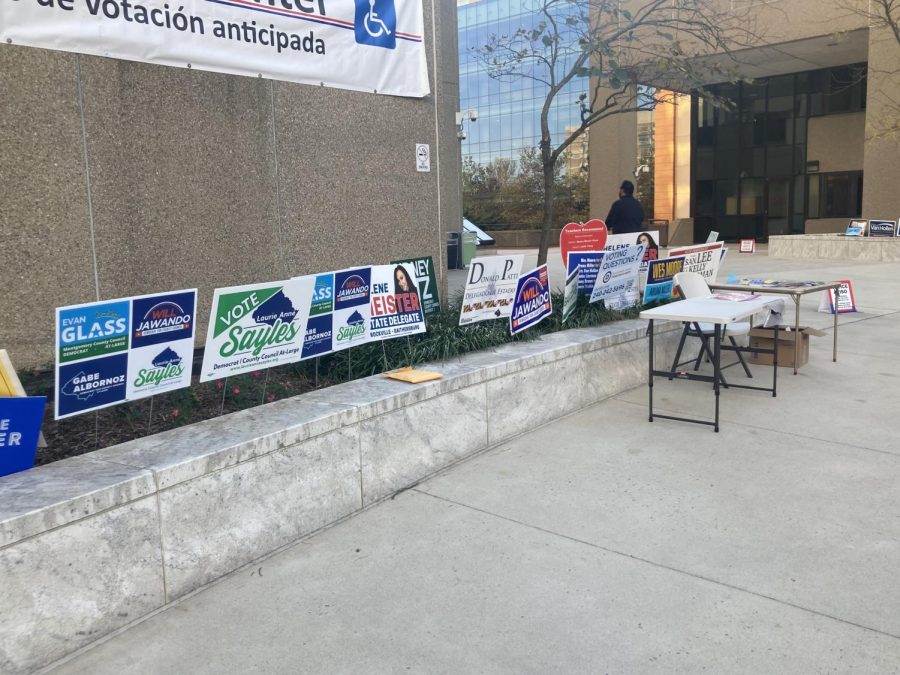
[509,265,552,335]
[566,251,604,297]
[0,396,46,477]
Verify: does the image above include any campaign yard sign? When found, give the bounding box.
[562,267,578,324]
[390,256,440,315]
[604,230,659,283]
[459,255,524,326]
[332,267,373,351]
[739,239,756,253]
[510,265,552,335]
[200,277,313,381]
[868,220,897,238]
[559,220,608,266]
[56,289,197,419]
[643,255,685,304]
[589,244,645,310]
[301,273,336,360]
[818,280,858,314]
[369,264,427,340]
[668,242,724,283]
[0,396,47,477]
[566,251,604,297]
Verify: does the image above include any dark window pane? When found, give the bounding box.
[696,180,714,216]
[716,179,738,216]
[741,148,765,177]
[740,178,765,215]
[696,148,715,180]
[767,145,793,176]
[808,175,820,218]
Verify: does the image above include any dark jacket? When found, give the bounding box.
[605,195,645,234]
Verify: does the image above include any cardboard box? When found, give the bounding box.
[748,326,826,368]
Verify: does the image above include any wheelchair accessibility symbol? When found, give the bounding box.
[355,0,397,49]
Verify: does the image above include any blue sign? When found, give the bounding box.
[566,251,604,297]
[845,226,863,236]
[334,268,372,310]
[131,290,195,349]
[0,397,47,477]
[302,314,334,359]
[509,265,552,335]
[643,256,685,305]
[57,353,128,419]
[57,300,130,364]
[354,0,396,49]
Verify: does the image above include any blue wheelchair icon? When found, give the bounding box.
[354,0,397,50]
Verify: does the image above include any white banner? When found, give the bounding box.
[589,244,645,309]
[369,263,427,339]
[0,0,429,98]
[459,255,524,326]
[667,242,725,283]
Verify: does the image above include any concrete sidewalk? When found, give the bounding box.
[47,254,900,674]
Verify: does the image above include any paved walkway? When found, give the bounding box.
[48,252,900,674]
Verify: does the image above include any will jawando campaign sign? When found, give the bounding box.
[1,0,429,98]
[55,289,197,419]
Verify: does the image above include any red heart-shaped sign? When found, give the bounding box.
[559,219,608,265]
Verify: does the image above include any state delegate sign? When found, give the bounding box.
[0,0,429,98]
[459,255,524,326]
[200,277,314,381]
[369,263,426,339]
[56,289,197,418]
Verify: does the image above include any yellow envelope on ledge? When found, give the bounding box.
[383,366,443,384]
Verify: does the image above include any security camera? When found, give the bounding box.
[468,109,478,122]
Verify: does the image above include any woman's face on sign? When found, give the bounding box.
[396,269,410,292]
[639,234,651,246]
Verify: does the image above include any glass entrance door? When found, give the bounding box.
[766,178,791,237]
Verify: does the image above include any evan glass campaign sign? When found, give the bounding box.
[1,0,429,98]
[301,273,336,360]
[369,264,427,340]
[459,255,525,326]
[56,290,197,419]
[510,265,552,335]
[589,244,645,309]
[200,277,314,381]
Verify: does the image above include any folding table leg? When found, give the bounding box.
[648,319,654,422]
[669,323,689,380]
[730,336,753,378]
[713,324,721,433]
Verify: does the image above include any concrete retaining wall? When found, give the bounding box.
[0,321,678,674]
[770,234,900,262]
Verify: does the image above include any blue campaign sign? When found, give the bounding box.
[566,251,604,297]
[643,256,685,305]
[334,268,372,310]
[56,353,128,419]
[354,0,397,49]
[509,265,552,335]
[301,314,334,359]
[130,290,196,350]
[0,396,47,477]
[57,299,130,364]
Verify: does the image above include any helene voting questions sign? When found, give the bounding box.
[589,244,644,310]
[459,255,524,326]
[56,290,197,419]
[1,0,429,98]
[510,265,552,335]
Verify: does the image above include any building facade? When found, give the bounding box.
[589,0,900,243]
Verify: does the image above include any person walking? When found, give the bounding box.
[605,180,645,234]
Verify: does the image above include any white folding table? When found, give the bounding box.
[640,295,784,432]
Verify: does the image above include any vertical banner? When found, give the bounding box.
[0,397,47,477]
[643,256,685,304]
[510,265,552,335]
[332,267,373,351]
[459,255,525,326]
[56,289,197,419]
[200,277,313,381]
[301,273,336,360]
[390,256,441,315]
[589,244,645,309]
[369,264,427,339]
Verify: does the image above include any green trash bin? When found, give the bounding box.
[461,231,478,267]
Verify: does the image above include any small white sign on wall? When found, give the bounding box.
[415,144,431,172]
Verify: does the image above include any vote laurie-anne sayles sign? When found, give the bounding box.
[200,277,314,381]
[1,0,429,98]
[55,289,197,419]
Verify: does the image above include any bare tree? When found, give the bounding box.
[474,0,764,264]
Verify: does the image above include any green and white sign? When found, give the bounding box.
[200,276,314,382]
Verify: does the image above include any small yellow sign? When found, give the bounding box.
[0,350,26,397]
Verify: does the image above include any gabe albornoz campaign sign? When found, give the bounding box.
[1,0,429,98]
[56,289,197,419]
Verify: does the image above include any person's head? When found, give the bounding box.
[394,265,414,293]
[619,180,635,198]
[637,232,657,249]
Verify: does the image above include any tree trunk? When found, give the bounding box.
[537,159,556,266]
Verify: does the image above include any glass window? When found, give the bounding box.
[716,179,739,216]
[740,178,765,215]
[807,175,820,218]
[810,172,864,218]
[766,145,793,176]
